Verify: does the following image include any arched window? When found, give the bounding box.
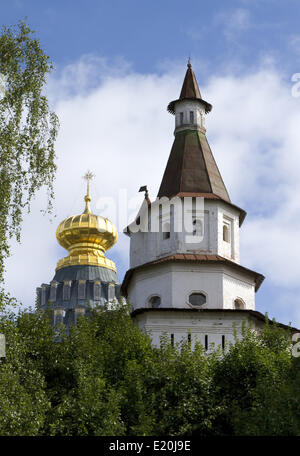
[94,281,101,301]
[162,222,170,240]
[179,112,184,125]
[41,285,47,306]
[50,281,58,302]
[54,309,65,326]
[223,224,230,242]
[234,298,245,310]
[148,295,161,308]
[78,280,86,300]
[63,280,72,301]
[190,111,194,124]
[108,283,115,301]
[189,292,206,307]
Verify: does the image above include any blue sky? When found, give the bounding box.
[2,1,300,328]
[3,0,300,75]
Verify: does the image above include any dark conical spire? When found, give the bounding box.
[159,62,231,204]
[167,60,212,114]
[157,129,231,202]
[179,59,202,100]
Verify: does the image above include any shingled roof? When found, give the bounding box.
[158,63,248,224]
[167,61,212,114]
[121,253,265,296]
[157,129,231,203]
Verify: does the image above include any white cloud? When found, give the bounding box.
[214,8,252,40]
[288,34,300,56]
[3,55,300,328]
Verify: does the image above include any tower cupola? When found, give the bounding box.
[167,60,212,134]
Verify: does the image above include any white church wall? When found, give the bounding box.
[129,199,242,269]
[127,263,174,309]
[133,310,257,350]
[174,99,206,132]
[171,263,224,309]
[217,201,240,263]
[127,261,256,312]
[222,269,255,310]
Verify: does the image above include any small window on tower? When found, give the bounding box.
[54,309,65,326]
[108,284,115,301]
[50,282,58,302]
[78,280,86,300]
[223,224,230,243]
[94,281,101,301]
[222,335,225,350]
[162,222,170,240]
[189,292,206,307]
[234,298,245,310]
[148,295,161,308]
[63,281,72,301]
[190,111,194,124]
[41,285,47,306]
[171,333,174,347]
[180,112,184,125]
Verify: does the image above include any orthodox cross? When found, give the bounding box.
[83,170,95,196]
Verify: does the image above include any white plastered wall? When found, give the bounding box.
[127,262,255,312]
[129,199,241,269]
[133,310,261,351]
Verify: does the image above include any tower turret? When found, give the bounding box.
[122,62,265,349]
[167,59,212,134]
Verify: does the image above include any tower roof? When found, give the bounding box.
[157,129,231,203]
[121,254,265,296]
[158,63,248,224]
[167,60,212,114]
[180,59,201,99]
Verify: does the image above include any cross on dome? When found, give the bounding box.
[83,170,95,196]
[83,170,95,214]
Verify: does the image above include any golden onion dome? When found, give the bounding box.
[56,173,118,272]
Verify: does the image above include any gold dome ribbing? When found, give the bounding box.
[56,173,118,271]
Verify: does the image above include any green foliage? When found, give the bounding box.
[0,305,298,436]
[0,308,52,435]
[213,323,299,435]
[0,21,59,285]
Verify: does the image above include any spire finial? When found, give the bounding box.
[187,56,192,68]
[83,170,95,214]
[139,185,151,205]
[139,185,149,199]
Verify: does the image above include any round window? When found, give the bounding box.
[148,296,161,308]
[189,292,206,307]
[234,298,245,310]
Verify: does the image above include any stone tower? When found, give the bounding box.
[122,61,267,349]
